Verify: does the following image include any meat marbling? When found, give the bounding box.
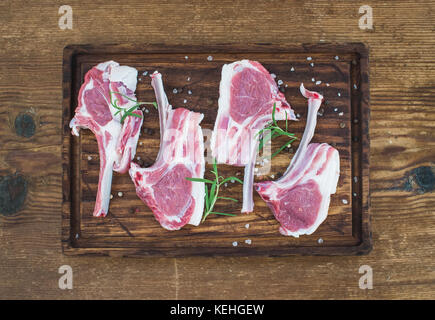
[254,84,340,237]
[129,72,205,230]
[210,60,297,213]
[70,61,143,217]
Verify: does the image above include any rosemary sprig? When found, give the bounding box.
[186,158,243,222]
[256,103,297,158]
[109,91,157,123]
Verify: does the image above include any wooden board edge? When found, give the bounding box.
[62,42,370,55]
[358,44,372,255]
[61,45,74,251]
[61,239,372,258]
[61,43,372,256]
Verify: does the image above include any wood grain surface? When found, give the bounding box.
[0,0,434,299]
[62,44,370,257]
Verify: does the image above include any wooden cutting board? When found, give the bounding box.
[62,43,371,257]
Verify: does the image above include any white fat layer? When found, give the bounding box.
[109,65,138,92]
[96,60,119,72]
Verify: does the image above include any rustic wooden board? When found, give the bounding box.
[62,43,371,257]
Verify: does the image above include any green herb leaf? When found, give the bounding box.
[209,212,237,217]
[217,196,238,202]
[109,91,156,124]
[204,184,210,211]
[187,158,243,223]
[271,138,296,159]
[257,102,298,157]
[220,176,244,185]
[212,158,218,176]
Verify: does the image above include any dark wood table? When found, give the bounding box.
[0,0,433,299]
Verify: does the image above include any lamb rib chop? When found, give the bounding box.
[129,72,205,230]
[210,60,296,213]
[255,84,340,237]
[70,61,143,217]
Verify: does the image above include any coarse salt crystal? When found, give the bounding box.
[245,223,250,229]
[342,199,348,204]
[353,176,358,183]
[183,99,187,104]
[139,142,143,145]
[224,183,228,187]
[232,241,238,247]
[307,56,312,61]
[138,78,142,81]
[311,78,315,82]
[145,109,149,113]
[318,238,324,244]
[118,192,123,197]
[271,73,276,79]
[185,56,188,60]
[339,112,344,116]
[334,108,338,112]
[338,92,341,97]
[335,55,339,60]
[245,239,252,245]
[310,62,314,67]
[207,55,213,61]
[315,80,322,85]
[173,88,178,94]
[270,175,275,179]
[296,113,301,118]
[290,67,295,72]
[87,155,92,161]
[142,71,148,76]
[187,77,191,81]
[354,84,358,89]
[326,83,330,87]
[277,79,283,85]
[137,156,141,160]
[231,179,235,183]
[188,90,192,95]
[110,194,113,199]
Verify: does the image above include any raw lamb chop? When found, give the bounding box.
[129,72,205,230]
[210,60,296,213]
[70,61,143,217]
[254,84,340,237]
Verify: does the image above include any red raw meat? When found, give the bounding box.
[255,84,340,237]
[210,60,296,213]
[70,61,143,217]
[129,72,205,230]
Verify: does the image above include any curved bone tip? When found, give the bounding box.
[299,83,306,95]
[69,118,80,136]
[299,83,323,100]
[151,71,161,78]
